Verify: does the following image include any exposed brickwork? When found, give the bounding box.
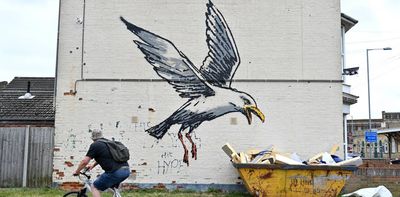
[56,171,65,178]
[59,182,84,191]
[153,183,167,190]
[64,161,74,167]
[120,183,141,190]
[343,159,400,196]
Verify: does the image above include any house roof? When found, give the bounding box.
[0,77,55,122]
[378,128,400,134]
[341,13,358,33]
[2,77,54,92]
[0,81,7,90]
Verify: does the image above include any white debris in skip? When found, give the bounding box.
[222,143,362,166]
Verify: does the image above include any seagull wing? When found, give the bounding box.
[121,17,215,98]
[199,1,240,88]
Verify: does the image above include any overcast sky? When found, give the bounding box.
[0,0,58,82]
[341,0,400,119]
[1,0,399,119]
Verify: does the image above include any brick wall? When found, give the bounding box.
[55,0,342,187]
[343,159,400,195]
[59,182,84,191]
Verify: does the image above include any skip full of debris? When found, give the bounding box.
[222,143,362,166]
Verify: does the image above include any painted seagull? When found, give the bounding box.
[121,0,265,166]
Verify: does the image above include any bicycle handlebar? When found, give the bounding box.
[80,167,91,179]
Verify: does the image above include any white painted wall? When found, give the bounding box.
[54,0,342,185]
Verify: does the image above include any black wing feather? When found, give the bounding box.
[199,1,240,87]
[121,17,214,98]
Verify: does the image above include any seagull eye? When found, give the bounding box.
[241,96,251,105]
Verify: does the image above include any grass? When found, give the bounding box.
[0,188,64,197]
[0,188,251,197]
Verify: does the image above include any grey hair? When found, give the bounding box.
[91,129,103,140]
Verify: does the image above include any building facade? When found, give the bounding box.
[54,0,343,189]
[341,13,358,158]
[347,111,400,159]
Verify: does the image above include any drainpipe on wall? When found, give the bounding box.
[64,0,86,96]
[80,0,86,80]
[62,0,344,95]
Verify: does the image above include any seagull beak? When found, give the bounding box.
[244,105,265,125]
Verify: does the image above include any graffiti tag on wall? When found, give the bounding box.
[157,152,185,175]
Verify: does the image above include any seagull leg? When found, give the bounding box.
[185,133,197,160]
[178,132,189,166]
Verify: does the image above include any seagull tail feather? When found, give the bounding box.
[146,120,171,139]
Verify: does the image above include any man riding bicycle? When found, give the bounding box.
[73,129,130,197]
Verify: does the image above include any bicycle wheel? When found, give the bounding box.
[111,189,122,197]
[63,191,88,197]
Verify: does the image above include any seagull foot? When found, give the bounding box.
[183,149,189,166]
[185,133,197,160]
[192,144,197,160]
[179,132,190,166]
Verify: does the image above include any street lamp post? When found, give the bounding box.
[366,47,392,159]
[366,47,392,131]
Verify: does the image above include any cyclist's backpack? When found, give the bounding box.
[98,139,130,162]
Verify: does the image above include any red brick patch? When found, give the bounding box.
[56,171,65,177]
[343,159,400,196]
[59,182,83,191]
[152,183,166,190]
[121,183,141,190]
[64,161,74,167]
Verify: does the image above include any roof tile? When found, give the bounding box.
[0,77,54,121]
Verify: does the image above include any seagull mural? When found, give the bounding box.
[121,0,265,166]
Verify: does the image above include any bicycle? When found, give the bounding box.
[63,168,122,197]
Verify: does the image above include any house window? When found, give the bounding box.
[377,141,380,153]
[391,137,397,153]
[384,142,389,153]
[379,140,383,158]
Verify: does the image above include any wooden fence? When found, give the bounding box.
[0,126,54,187]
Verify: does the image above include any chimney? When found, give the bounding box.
[18,81,35,99]
[27,81,31,93]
